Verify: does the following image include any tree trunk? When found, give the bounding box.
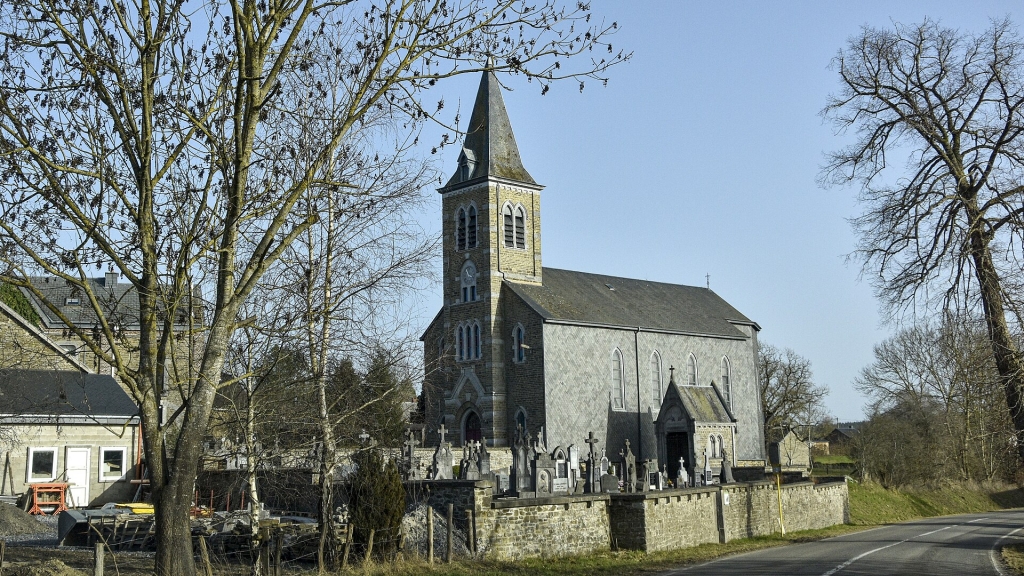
[965,201,1024,462]
[153,466,201,576]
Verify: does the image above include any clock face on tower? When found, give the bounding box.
[463,268,474,284]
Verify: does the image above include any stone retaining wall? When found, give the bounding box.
[407,478,849,558]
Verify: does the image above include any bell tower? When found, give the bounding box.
[436,66,543,447]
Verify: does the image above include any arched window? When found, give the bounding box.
[464,411,482,443]
[687,354,698,386]
[473,323,481,359]
[512,324,525,363]
[515,409,527,432]
[650,351,663,407]
[721,356,732,407]
[611,349,624,410]
[709,436,718,458]
[457,207,467,251]
[503,204,514,247]
[514,206,526,248]
[467,205,478,249]
[456,326,465,361]
[461,261,477,303]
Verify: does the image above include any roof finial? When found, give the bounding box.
[486,54,494,69]
[669,366,676,385]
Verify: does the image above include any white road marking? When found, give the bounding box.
[989,526,1024,576]
[818,525,954,576]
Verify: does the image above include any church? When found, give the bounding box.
[421,69,767,481]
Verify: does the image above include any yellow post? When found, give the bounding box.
[776,472,786,535]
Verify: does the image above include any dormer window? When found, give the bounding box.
[458,148,477,182]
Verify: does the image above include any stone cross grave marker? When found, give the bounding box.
[677,457,689,488]
[585,432,600,493]
[431,424,453,480]
[403,429,420,481]
[620,439,637,493]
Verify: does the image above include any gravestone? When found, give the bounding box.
[552,447,569,495]
[677,457,689,488]
[600,450,611,476]
[496,472,510,492]
[430,424,454,480]
[600,473,620,493]
[584,432,601,493]
[568,445,583,493]
[721,447,735,484]
[478,439,491,476]
[620,440,638,494]
[510,425,534,496]
[659,465,668,490]
[703,450,713,485]
[641,459,659,491]
[403,429,421,481]
[534,450,556,496]
[459,440,481,480]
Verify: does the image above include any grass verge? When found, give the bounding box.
[352,524,870,576]
[1004,543,1024,575]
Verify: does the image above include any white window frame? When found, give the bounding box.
[650,350,663,407]
[687,354,699,386]
[721,356,732,407]
[26,447,58,483]
[611,348,625,410]
[99,446,128,482]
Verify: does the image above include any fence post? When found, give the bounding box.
[341,525,352,568]
[465,508,475,556]
[274,533,283,576]
[427,506,434,564]
[94,542,104,576]
[365,528,375,563]
[446,504,453,564]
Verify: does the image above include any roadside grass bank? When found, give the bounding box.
[848,479,1024,525]
[1004,544,1024,575]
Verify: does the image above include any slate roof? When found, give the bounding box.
[441,68,537,190]
[662,380,734,424]
[19,275,194,330]
[0,369,138,418]
[505,268,756,338]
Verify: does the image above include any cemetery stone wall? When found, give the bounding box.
[607,487,720,552]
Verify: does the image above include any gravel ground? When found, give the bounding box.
[401,502,470,559]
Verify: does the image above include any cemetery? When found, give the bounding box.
[400,424,849,560]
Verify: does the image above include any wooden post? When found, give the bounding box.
[1,539,6,571]
[427,506,434,564]
[196,535,214,576]
[341,525,352,568]
[446,504,453,564]
[465,508,475,556]
[274,533,283,576]
[365,528,375,563]
[93,542,104,576]
[259,542,270,575]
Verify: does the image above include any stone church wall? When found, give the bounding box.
[406,478,848,559]
[540,323,765,464]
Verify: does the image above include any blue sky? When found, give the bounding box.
[415,1,1024,422]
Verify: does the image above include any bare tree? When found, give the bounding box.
[0,0,628,572]
[758,341,829,450]
[821,18,1024,461]
[856,318,1013,481]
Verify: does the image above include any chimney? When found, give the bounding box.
[105,270,118,287]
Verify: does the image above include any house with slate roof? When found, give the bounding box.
[13,271,200,381]
[420,68,767,480]
[0,369,141,507]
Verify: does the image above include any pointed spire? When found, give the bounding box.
[442,68,537,190]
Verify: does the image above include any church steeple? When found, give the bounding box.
[441,68,537,190]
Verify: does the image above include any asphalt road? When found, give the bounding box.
[662,510,1024,576]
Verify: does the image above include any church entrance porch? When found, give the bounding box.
[665,432,689,481]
